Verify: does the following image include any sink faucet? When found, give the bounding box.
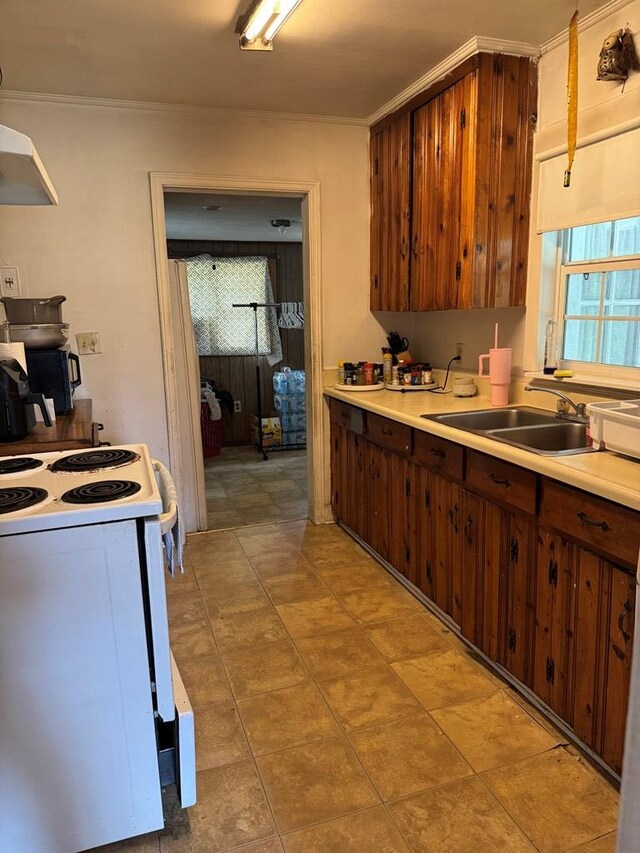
[524,385,588,422]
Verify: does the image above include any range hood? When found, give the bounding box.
[0,124,58,205]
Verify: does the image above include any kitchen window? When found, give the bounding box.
[555,216,640,375]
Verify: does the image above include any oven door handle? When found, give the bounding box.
[152,459,178,535]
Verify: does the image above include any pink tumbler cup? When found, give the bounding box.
[478,347,512,407]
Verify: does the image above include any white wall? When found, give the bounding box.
[0,99,373,462]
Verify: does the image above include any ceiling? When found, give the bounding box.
[164,193,303,242]
[1,0,603,120]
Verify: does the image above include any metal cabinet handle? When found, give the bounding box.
[430,448,446,458]
[577,511,610,532]
[464,515,473,544]
[412,235,419,257]
[618,598,634,643]
[381,428,393,436]
[489,473,510,486]
[400,237,407,260]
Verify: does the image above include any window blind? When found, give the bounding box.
[536,126,640,234]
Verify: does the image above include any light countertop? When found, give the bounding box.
[324,382,640,512]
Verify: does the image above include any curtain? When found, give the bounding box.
[185,255,283,366]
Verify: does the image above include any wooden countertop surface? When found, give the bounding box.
[0,399,98,457]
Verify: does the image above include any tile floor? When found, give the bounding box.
[97,521,620,853]
[204,447,307,531]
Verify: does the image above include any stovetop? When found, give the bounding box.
[0,444,163,536]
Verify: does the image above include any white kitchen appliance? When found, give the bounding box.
[0,444,195,853]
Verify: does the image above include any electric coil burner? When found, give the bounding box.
[61,480,142,505]
[0,486,48,514]
[0,457,44,475]
[51,448,140,474]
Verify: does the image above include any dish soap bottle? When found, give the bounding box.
[543,319,558,375]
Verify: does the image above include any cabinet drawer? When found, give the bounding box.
[540,479,640,568]
[466,450,537,515]
[366,413,412,455]
[328,398,364,434]
[413,431,464,480]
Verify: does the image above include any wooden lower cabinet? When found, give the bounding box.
[366,442,415,580]
[504,512,537,687]
[329,420,367,540]
[533,529,636,775]
[329,406,636,776]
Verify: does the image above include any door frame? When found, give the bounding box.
[149,172,324,528]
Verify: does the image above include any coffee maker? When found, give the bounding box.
[0,358,52,441]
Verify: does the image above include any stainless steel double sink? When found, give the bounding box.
[421,406,595,457]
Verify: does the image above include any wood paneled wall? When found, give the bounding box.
[167,240,304,445]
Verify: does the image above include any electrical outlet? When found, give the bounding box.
[0,267,21,297]
[76,331,102,355]
[233,400,242,413]
[455,342,464,361]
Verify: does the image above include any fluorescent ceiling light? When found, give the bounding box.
[238,0,303,51]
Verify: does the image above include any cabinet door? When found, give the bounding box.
[366,441,390,562]
[533,530,574,718]
[600,563,635,775]
[404,460,420,586]
[387,452,409,577]
[330,421,348,522]
[411,97,440,311]
[429,476,465,621]
[460,490,485,645]
[370,114,411,311]
[504,513,537,686]
[473,54,537,308]
[347,431,368,542]
[411,75,476,311]
[417,466,436,601]
[477,501,509,663]
[567,548,608,752]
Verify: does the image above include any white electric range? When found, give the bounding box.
[0,444,196,853]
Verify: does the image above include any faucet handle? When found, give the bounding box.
[556,399,571,414]
[576,402,587,417]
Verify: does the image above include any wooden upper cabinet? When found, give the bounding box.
[370,53,537,312]
[412,75,475,310]
[370,112,412,311]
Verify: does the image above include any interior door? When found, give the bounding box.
[167,260,207,532]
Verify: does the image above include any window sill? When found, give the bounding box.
[524,371,640,399]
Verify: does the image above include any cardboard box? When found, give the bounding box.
[250,415,282,447]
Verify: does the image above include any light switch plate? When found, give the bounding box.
[0,267,21,297]
[76,331,102,354]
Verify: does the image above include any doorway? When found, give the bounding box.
[166,194,307,531]
[149,173,325,533]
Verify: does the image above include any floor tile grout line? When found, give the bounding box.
[473,769,542,850]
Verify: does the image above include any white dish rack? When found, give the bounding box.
[587,400,640,460]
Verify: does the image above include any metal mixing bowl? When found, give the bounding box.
[7,323,70,349]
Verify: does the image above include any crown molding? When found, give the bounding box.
[366,36,540,127]
[0,89,369,127]
[540,0,635,54]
